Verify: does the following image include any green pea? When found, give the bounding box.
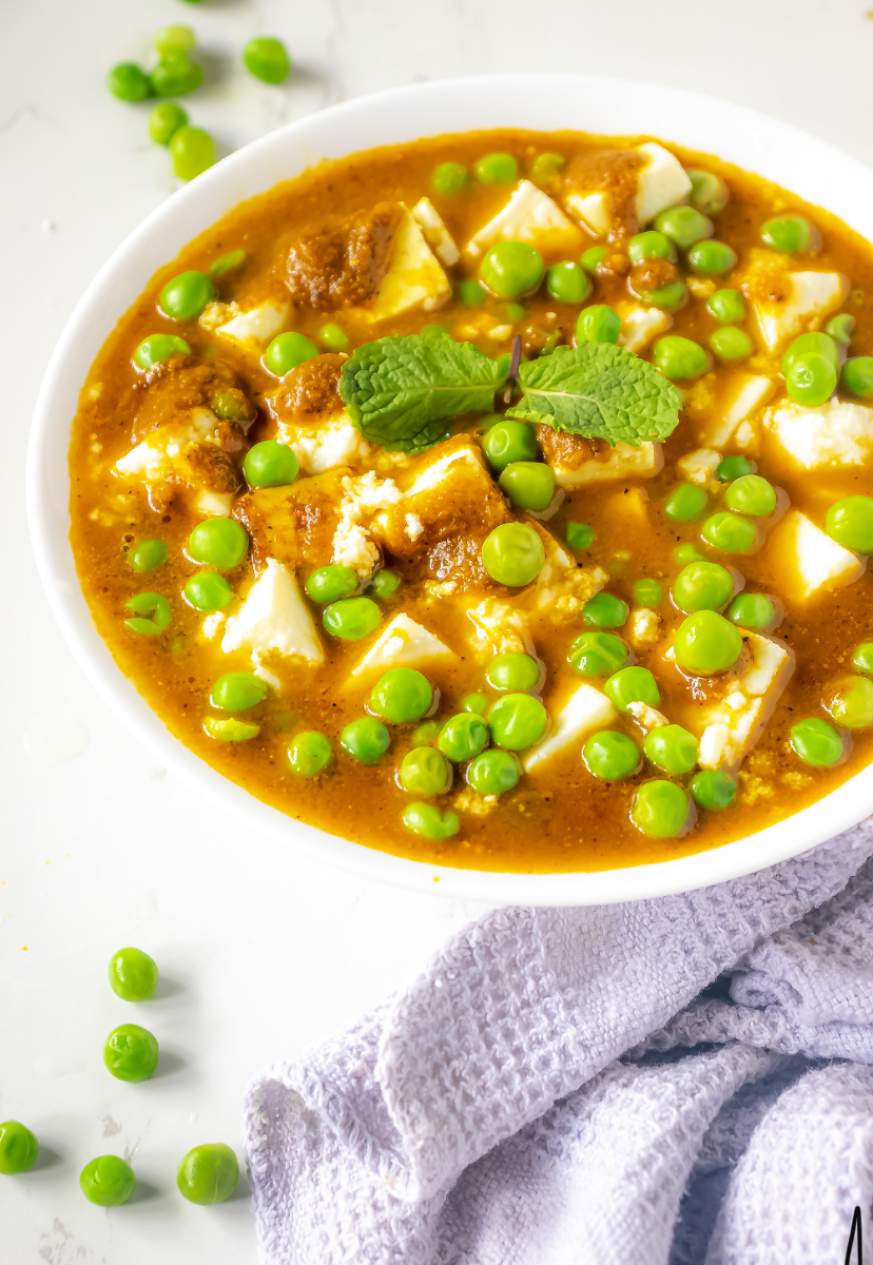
[183,570,232,612]
[504,302,526,321]
[369,569,401,600]
[632,578,662,606]
[456,279,487,306]
[653,335,711,381]
[160,270,215,322]
[108,947,159,1002]
[760,214,817,254]
[783,331,840,374]
[482,419,538,470]
[437,712,489,762]
[567,630,629,677]
[80,1156,136,1207]
[210,672,267,712]
[340,716,390,764]
[841,356,873,400]
[305,565,357,604]
[369,667,433,724]
[672,561,734,613]
[128,539,167,574]
[826,496,873,553]
[687,240,737,276]
[107,62,152,103]
[825,674,873,729]
[576,304,621,344]
[707,288,746,323]
[582,592,629,629]
[486,652,541,692]
[316,321,349,352]
[411,720,440,745]
[664,483,708,522]
[709,326,753,362]
[784,348,838,406]
[103,1023,159,1082]
[566,521,595,550]
[789,716,845,767]
[688,169,729,216]
[674,543,705,566]
[466,749,520,795]
[628,230,676,264]
[177,1144,239,1205]
[284,731,331,778]
[581,246,608,273]
[530,152,565,184]
[432,161,471,195]
[725,474,777,518]
[398,747,453,796]
[133,333,191,370]
[654,205,713,248]
[643,281,688,311]
[481,241,544,299]
[203,716,260,742]
[169,125,216,180]
[673,610,743,676]
[242,35,292,84]
[124,592,171,637]
[151,53,204,97]
[187,517,248,569]
[263,331,319,377]
[582,730,641,781]
[148,101,188,146]
[604,666,660,712]
[631,780,691,838]
[690,769,737,811]
[402,802,460,840]
[546,261,592,304]
[0,1121,39,1174]
[154,23,196,55]
[727,592,778,630]
[700,511,759,554]
[482,522,545,586]
[208,248,247,278]
[462,692,488,715]
[323,597,381,641]
[716,454,756,482]
[852,642,873,675]
[498,461,556,512]
[825,313,855,346]
[243,440,299,489]
[487,693,548,750]
[643,724,698,775]
[474,152,518,184]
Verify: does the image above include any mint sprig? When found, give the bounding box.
[507,342,682,446]
[340,328,509,453]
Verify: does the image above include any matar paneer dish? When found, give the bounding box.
[69,129,873,872]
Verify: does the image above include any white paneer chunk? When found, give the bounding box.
[524,683,615,773]
[466,598,532,659]
[550,441,664,489]
[277,413,371,475]
[193,489,234,517]
[627,608,662,652]
[694,633,794,772]
[764,397,873,472]
[766,509,865,603]
[215,299,290,352]
[412,197,460,267]
[626,700,670,733]
[564,189,611,238]
[116,408,216,480]
[221,559,323,665]
[522,525,606,621]
[699,374,776,450]
[464,180,583,262]
[331,472,401,577]
[618,304,673,354]
[633,142,693,226]
[366,207,451,322]
[743,251,849,352]
[350,613,455,679]
[677,447,722,487]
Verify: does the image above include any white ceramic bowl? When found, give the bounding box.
[28,74,873,906]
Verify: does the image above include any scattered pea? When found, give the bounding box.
[133,333,191,370]
[582,730,641,781]
[243,440,299,489]
[790,717,845,767]
[630,780,691,838]
[498,461,556,512]
[482,419,538,469]
[580,246,608,273]
[687,240,737,275]
[567,631,629,677]
[263,331,319,377]
[530,152,565,184]
[852,642,873,675]
[825,313,855,346]
[124,592,171,637]
[826,496,873,553]
[628,230,676,264]
[108,947,159,1002]
[438,712,489,762]
[663,483,708,522]
[700,511,759,555]
[398,747,453,796]
[340,717,390,765]
[643,724,698,775]
[80,1156,136,1207]
[841,356,873,400]
[576,304,621,344]
[824,674,873,729]
[488,693,548,750]
[177,1144,239,1205]
[305,565,357,604]
[148,101,188,146]
[716,454,756,482]
[0,1122,39,1175]
[242,36,292,85]
[128,539,167,574]
[369,569,401,600]
[760,214,818,254]
[466,748,520,795]
[673,610,743,676]
[107,62,152,103]
[169,125,216,180]
[546,261,591,304]
[151,54,204,98]
[710,326,753,362]
[727,592,778,630]
[208,248,247,278]
[482,523,545,586]
[211,672,267,713]
[411,720,440,746]
[369,667,433,724]
[653,335,711,381]
[674,543,705,566]
[317,322,350,352]
[456,279,486,306]
[432,161,471,195]
[725,474,777,517]
[672,561,734,613]
[203,716,260,742]
[461,692,488,716]
[604,666,660,712]
[486,652,541,693]
[103,1023,159,1082]
[690,769,737,811]
[582,592,629,629]
[183,570,232,612]
[632,578,662,607]
[480,241,545,299]
[688,169,729,216]
[402,802,460,840]
[566,521,595,550]
[187,517,248,569]
[323,597,381,640]
[643,281,687,311]
[154,24,196,56]
[474,152,518,184]
[707,288,746,323]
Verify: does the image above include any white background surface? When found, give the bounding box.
[3,1,873,1260]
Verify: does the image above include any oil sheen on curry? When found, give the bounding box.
[70,129,873,873]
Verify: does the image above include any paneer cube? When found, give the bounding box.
[234,470,348,571]
[627,608,662,652]
[537,427,664,488]
[521,521,607,620]
[524,683,616,773]
[364,206,451,323]
[764,397,873,473]
[766,509,865,603]
[221,559,323,665]
[464,179,583,261]
[564,142,690,238]
[412,197,460,267]
[742,250,849,352]
[115,406,241,511]
[689,372,776,450]
[617,303,673,354]
[676,447,722,488]
[349,613,455,678]
[277,414,371,476]
[209,299,291,353]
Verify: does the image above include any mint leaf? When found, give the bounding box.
[507,343,682,446]
[339,328,507,452]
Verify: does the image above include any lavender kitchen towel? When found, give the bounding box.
[245,821,873,1264]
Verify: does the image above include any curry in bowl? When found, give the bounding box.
[69,129,873,873]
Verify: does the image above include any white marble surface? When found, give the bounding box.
[3,0,873,1260]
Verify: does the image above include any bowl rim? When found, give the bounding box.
[27,72,873,907]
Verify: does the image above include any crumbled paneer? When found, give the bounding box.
[411,197,460,266]
[688,372,776,450]
[617,304,673,353]
[627,607,662,652]
[764,398,873,472]
[521,523,607,621]
[464,180,582,261]
[221,559,323,666]
[453,787,498,817]
[213,299,291,352]
[278,415,371,476]
[626,700,670,733]
[465,597,532,658]
[115,407,241,512]
[524,683,616,773]
[741,249,849,351]
[766,510,865,602]
[676,447,722,487]
[331,472,401,576]
[349,613,455,678]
